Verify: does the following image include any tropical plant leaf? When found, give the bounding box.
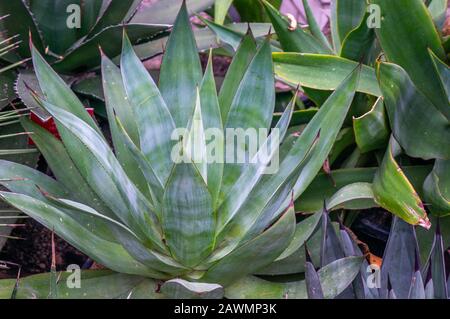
[161,279,224,299]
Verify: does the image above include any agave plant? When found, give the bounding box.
[0,3,367,298]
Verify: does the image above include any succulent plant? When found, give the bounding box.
[0,3,367,298]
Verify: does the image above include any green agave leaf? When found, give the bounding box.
[423,160,450,217]
[262,0,332,54]
[161,279,224,299]
[30,0,101,55]
[20,118,113,218]
[54,24,169,74]
[200,53,223,207]
[0,270,163,299]
[220,67,360,252]
[101,54,150,201]
[131,0,215,24]
[162,162,214,268]
[273,53,381,96]
[329,127,355,165]
[370,0,449,120]
[159,1,202,128]
[0,192,162,278]
[226,256,363,299]
[115,118,164,207]
[276,210,322,261]
[72,76,104,102]
[121,31,175,186]
[381,217,421,298]
[214,0,233,25]
[48,197,187,276]
[373,137,430,228]
[377,62,450,160]
[40,99,165,252]
[0,70,16,110]
[353,97,390,153]
[0,159,67,200]
[203,203,296,287]
[0,0,44,58]
[331,0,366,53]
[218,30,257,121]
[30,40,101,135]
[340,11,375,62]
[272,108,318,127]
[301,0,333,52]
[220,37,275,197]
[87,0,141,38]
[184,89,207,182]
[217,94,294,234]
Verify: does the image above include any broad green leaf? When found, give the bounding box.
[20,118,113,218]
[331,0,366,52]
[423,160,450,217]
[203,204,295,286]
[101,54,150,200]
[121,32,175,185]
[30,0,101,55]
[221,37,275,197]
[200,53,224,207]
[87,0,141,38]
[0,271,163,299]
[325,182,376,212]
[234,0,281,23]
[214,0,233,25]
[377,62,450,160]
[161,279,224,299]
[39,99,165,252]
[302,0,332,52]
[381,217,421,299]
[353,97,390,153]
[340,11,376,62]
[131,0,215,24]
[262,0,332,54]
[329,127,355,165]
[159,1,202,128]
[373,137,430,228]
[31,41,101,135]
[295,166,432,213]
[162,163,214,268]
[0,192,162,278]
[273,53,381,96]
[0,0,44,58]
[370,0,449,120]
[54,24,169,73]
[218,30,257,121]
[225,256,363,299]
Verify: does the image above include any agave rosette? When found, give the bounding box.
[0,3,366,298]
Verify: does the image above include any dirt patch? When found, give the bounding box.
[0,217,88,279]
